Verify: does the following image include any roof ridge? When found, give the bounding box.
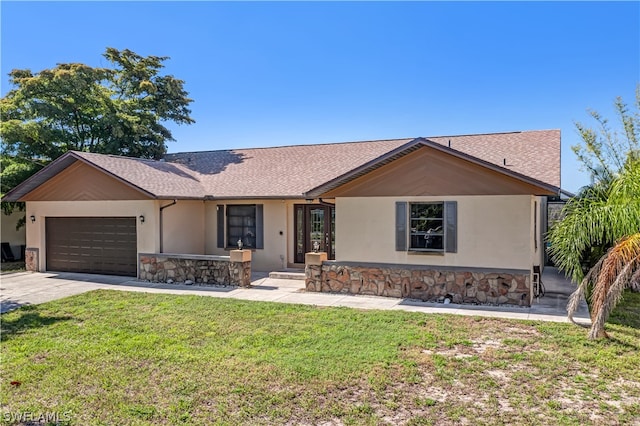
[426,129,560,139]
[166,129,561,156]
[165,137,416,156]
[73,150,162,164]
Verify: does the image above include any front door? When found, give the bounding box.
[294,204,335,263]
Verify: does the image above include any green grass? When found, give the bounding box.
[1,289,639,425]
[608,290,640,329]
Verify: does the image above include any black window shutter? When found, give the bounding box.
[445,201,457,253]
[395,202,407,251]
[255,204,264,249]
[217,205,225,248]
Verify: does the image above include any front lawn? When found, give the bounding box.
[1,290,638,425]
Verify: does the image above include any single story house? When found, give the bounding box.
[3,129,561,305]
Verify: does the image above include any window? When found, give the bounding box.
[227,205,256,248]
[217,204,264,249]
[396,201,457,253]
[409,202,444,251]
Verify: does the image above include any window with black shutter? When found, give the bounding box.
[396,201,457,253]
[217,204,264,249]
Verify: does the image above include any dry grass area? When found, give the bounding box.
[1,290,639,425]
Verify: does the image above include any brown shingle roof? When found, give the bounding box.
[3,130,561,201]
[70,151,207,199]
[164,138,414,198]
[165,129,560,197]
[428,129,560,188]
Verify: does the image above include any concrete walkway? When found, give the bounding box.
[0,268,590,324]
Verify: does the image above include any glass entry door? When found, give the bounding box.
[294,204,335,263]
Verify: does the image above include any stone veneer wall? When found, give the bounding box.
[139,252,251,287]
[25,248,39,272]
[306,261,531,306]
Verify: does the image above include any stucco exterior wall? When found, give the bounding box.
[1,210,27,259]
[160,200,205,254]
[531,196,545,269]
[23,195,544,275]
[25,200,158,272]
[205,199,293,271]
[335,195,536,270]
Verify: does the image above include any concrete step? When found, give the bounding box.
[269,271,306,280]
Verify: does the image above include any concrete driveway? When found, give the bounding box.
[0,268,590,324]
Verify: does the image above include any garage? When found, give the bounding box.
[46,217,137,276]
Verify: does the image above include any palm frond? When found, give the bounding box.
[589,254,640,339]
[548,161,640,284]
[566,281,590,328]
[567,254,603,325]
[587,233,640,339]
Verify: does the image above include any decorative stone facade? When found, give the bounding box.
[25,248,39,272]
[139,251,251,287]
[306,259,531,306]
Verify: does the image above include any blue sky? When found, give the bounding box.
[2,1,638,193]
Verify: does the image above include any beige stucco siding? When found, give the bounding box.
[26,200,158,272]
[24,195,544,275]
[335,195,536,270]
[160,200,205,254]
[205,199,293,271]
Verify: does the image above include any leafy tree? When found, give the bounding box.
[1,47,194,223]
[572,85,639,184]
[1,47,194,162]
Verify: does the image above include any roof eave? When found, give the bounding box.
[200,195,311,201]
[559,188,576,199]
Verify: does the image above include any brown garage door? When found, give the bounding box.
[46,217,137,276]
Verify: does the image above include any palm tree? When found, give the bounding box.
[549,160,640,339]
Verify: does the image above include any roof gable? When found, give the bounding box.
[20,160,152,201]
[3,151,207,202]
[319,144,557,197]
